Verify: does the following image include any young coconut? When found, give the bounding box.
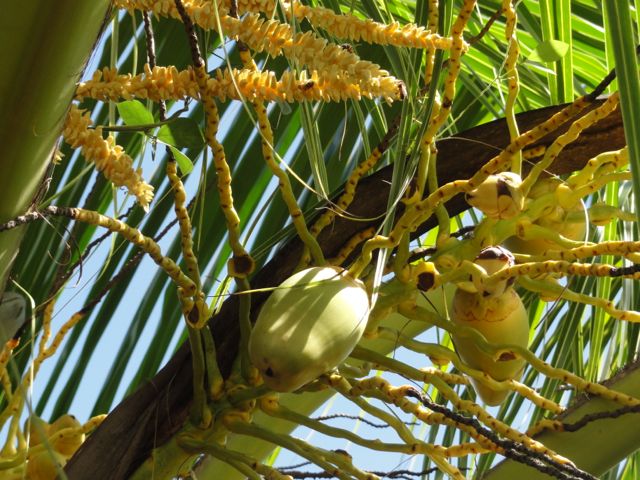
[451,288,529,405]
[249,266,370,392]
[465,172,524,220]
[451,246,529,405]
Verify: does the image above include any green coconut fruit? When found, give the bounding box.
[249,266,370,392]
[451,287,529,405]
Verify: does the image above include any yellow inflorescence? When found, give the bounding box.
[76,65,403,104]
[62,104,154,209]
[114,1,397,87]
[115,0,455,51]
[283,2,454,50]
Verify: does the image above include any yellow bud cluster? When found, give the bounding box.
[112,1,395,89]
[232,0,276,14]
[225,14,392,88]
[76,64,198,101]
[62,104,154,209]
[76,65,404,104]
[285,2,454,50]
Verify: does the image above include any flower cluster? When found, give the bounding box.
[62,104,154,209]
[224,14,391,87]
[76,64,404,104]
[76,64,198,101]
[284,2,453,50]
[113,0,397,89]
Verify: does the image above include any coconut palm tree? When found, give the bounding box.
[1,1,639,479]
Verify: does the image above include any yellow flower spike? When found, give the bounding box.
[442,391,569,464]
[490,260,640,285]
[444,442,497,457]
[421,0,475,145]
[118,0,456,51]
[282,1,454,50]
[525,240,640,263]
[311,137,389,239]
[323,376,466,479]
[62,104,154,209]
[303,122,397,267]
[423,0,439,85]
[113,1,402,90]
[42,312,85,360]
[412,0,476,225]
[337,375,498,459]
[76,66,404,104]
[235,41,327,267]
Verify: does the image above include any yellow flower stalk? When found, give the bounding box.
[116,0,454,50]
[114,0,396,88]
[282,1,454,50]
[76,65,404,104]
[62,104,154,209]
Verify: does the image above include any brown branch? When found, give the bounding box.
[65,99,626,480]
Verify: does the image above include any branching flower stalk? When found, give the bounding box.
[4,0,640,478]
[349,96,591,278]
[521,92,621,195]
[502,0,522,174]
[349,347,584,473]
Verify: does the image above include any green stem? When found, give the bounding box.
[186,326,211,427]
[236,277,253,382]
[227,421,353,480]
